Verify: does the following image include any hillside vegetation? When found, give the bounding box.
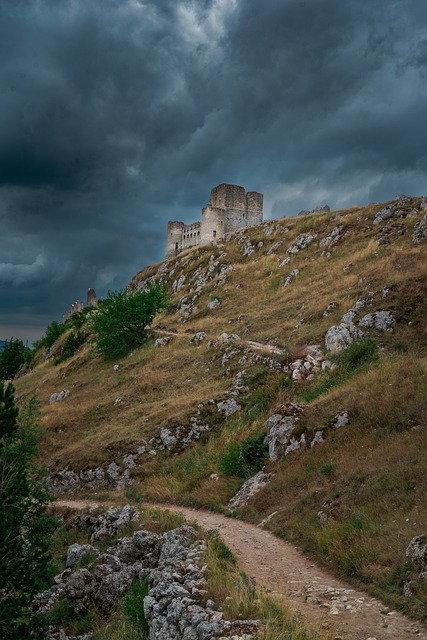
[15,195,427,620]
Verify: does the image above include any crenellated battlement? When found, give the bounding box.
[166,184,263,257]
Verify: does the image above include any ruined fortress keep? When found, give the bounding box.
[166,184,263,258]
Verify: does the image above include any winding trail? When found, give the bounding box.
[56,500,426,640]
[152,328,286,356]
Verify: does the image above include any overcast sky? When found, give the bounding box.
[1,0,426,343]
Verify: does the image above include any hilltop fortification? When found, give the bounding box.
[166,183,263,257]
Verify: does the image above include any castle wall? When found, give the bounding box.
[166,221,185,257]
[181,221,201,250]
[200,206,225,244]
[165,184,263,257]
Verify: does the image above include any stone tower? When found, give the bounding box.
[166,184,263,257]
[87,288,97,306]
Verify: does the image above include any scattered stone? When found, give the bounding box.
[406,535,427,582]
[217,398,241,417]
[159,427,178,450]
[412,212,427,243]
[298,205,330,216]
[49,390,70,404]
[191,331,207,344]
[267,241,282,255]
[208,298,221,310]
[323,302,337,317]
[359,310,396,332]
[284,268,300,287]
[320,226,343,250]
[257,511,278,528]
[155,336,171,347]
[172,274,186,293]
[228,471,273,511]
[113,364,119,371]
[333,412,349,429]
[287,233,317,254]
[311,431,325,447]
[91,505,139,542]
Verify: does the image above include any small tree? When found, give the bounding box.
[0,339,26,381]
[0,383,57,639]
[89,283,167,360]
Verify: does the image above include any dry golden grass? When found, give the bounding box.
[13,196,427,620]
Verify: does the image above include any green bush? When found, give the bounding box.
[218,433,268,478]
[240,433,269,472]
[88,283,167,360]
[54,330,87,365]
[36,320,67,351]
[0,339,27,380]
[336,337,378,371]
[218,443,246,477]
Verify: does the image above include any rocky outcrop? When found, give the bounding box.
[49,389,70,404]
[406,535,427,582]
[286,233,317,254]
[34,514,260,640]
[359,310,396,332]
[264,407,350,462]
[228,471,272,511]
[50,462,132,494]
[264,403,305,461]
[298,205,330,216]
[412,212,427,243]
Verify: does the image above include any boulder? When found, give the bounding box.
[412,212,427,243]
[66,544,100,569]
[228,471,272,511]
[325,321,362,353]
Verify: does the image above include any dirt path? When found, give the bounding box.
[56,499,426,640]
[152,328,285,356]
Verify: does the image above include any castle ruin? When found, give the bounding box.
[166,184,263,258]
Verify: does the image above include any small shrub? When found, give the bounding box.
[123,578,150,634]
[218,433,268,478]
[320,463,335,476]
[393,340,408,352]
[54,330,87,364]
[218,443,246,477]
[240,433,268,472]
[336,337,378,371]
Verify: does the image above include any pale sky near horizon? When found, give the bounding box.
[1,0,426,343]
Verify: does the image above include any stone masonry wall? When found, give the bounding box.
[166,184,263,257]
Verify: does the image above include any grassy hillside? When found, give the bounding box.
[15,195,427,619]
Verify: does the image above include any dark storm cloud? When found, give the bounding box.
[1,0,426,341]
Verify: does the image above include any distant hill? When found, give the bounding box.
[0,339,7,352]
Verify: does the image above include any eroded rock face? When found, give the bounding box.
[264,403,305,461]
[228,471,272,511]
[359,310,396,331]
[412,212,427,243]
[325,321,362,353]
[49,390,70,404]
[66,544,100,569]
[406,535,427,581]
